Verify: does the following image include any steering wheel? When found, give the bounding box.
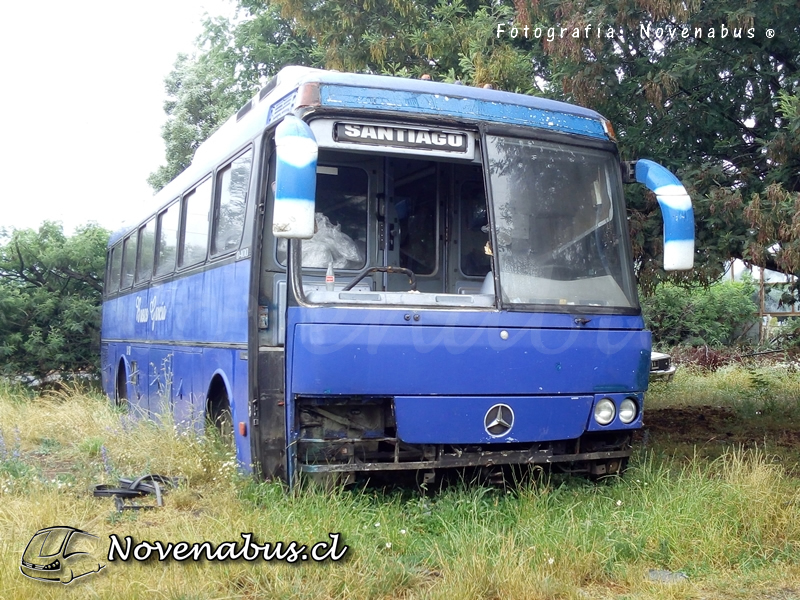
[341,266,417,291]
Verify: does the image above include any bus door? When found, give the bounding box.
[383,157,443,292]
[254,148,376,479]
[382,158,489,296]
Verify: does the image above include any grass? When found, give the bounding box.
[0,372,799,599]
[646,361,800,414]
[645,363,800,467]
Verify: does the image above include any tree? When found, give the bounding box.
[521,0,799,290]
[742,90,800,303]
[262,0,539,87]
[0,222,109,380]
[153,0,800,293]
[148,6,317,190]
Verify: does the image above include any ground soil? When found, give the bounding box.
[638,405,800,469]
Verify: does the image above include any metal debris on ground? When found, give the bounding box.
[92,474,182,511]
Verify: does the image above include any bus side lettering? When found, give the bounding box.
[134,295,168,329]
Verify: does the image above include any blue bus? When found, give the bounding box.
[101,66,694,485]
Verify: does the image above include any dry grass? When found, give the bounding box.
[0,379,799,599]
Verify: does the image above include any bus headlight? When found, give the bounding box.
[619,398,638,424]
[594,398,616,425]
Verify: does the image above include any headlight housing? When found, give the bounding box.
[619,397,638,424]
[594,398,616,425]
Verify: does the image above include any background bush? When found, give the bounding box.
[0,222,108,380]
[642,279,758,348]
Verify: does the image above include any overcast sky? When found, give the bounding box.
[0,0,235,235]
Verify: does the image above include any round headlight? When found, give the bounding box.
[594,398,616,425]
[619,398,638,424]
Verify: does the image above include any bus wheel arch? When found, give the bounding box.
[206,373,234,445]
[115,359,129,407]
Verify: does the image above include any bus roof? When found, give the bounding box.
[301,69,604,120]
[110,67,612,246]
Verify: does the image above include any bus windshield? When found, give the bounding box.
[486,135,637,310]
[291,133,638,311]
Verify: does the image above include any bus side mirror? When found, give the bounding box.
[634,159,694,270]
[273,115,318,239]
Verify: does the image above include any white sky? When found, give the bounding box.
[0,0,235,235]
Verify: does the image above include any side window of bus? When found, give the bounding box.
[180,178,213,268]
[120,234,137,289]
[136,219,156,284]
[212,149,253,255]
[155,201,180,277]
[108,244,123,293]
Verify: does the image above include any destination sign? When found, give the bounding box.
[334,123,469,153]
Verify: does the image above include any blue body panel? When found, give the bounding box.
[394,395,594,444]
[285,306,646,331]
[101,261,250,344]
[286,306,651,449]
[311,71,604,122]
[289,321,650,396]
[101,261,252,468]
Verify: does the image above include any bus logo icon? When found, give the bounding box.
[20,526,105,584]
[484,404,514,437]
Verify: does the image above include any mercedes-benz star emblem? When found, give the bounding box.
[484,403,514,437]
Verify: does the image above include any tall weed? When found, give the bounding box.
[0,386,798,598]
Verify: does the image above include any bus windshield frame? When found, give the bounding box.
[289,126,638,315]
[484,133,638,314]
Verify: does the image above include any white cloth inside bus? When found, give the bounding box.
[480,271,495,295]
[300,213,363,269]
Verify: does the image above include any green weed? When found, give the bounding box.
[0,376,798,599]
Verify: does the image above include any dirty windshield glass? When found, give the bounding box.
[486,136,636,309]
